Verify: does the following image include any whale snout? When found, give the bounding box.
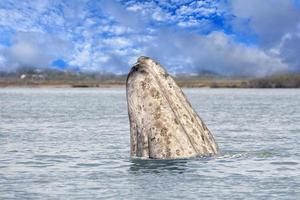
[127,56,219,159]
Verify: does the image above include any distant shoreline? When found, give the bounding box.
[0,82,125,88]
[0,79,299,88]
[1,68,299,88]
[0,79,247,88]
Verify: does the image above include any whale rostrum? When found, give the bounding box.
[126,56,219,159]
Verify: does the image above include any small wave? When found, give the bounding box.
[33,154,79,161]
[270,161,298,165]
[75,163,102,167]
[129,158,188,173]
[216,150,275,160]
[216,151,250,160]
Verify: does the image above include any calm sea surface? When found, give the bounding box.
[0,88,299,199]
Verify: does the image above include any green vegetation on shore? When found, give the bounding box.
[249,74,300,88]
[0,67,299,88]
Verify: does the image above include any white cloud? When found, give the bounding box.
[152,10,171,22]
[0,45,6,70]
[177,18,199,27]
[100,25,132,35]
[145,31,288,76]
[126,4,143,12]
[9,42,43,67]
[176,3,217,17]
[230,0,300,47]
[230,0,300,71]
[0,0,299,75]
[70,44,91,67]
[103,37,132,48]
[176,5,194,16]
[2,31,73,70]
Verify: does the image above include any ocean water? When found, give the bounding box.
[0,88,299,199]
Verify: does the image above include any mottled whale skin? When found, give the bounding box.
[126,56,219,159]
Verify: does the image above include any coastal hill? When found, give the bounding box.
[0,67,299,88]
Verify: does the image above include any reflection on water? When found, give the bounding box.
[0,88,300,199]
[130,159,188,174]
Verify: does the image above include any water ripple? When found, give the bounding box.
[1,88,299,200]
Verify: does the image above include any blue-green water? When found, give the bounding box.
[0,88,299,199]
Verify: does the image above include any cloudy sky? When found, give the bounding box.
[0,0,300,76]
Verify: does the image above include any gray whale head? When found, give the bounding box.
[126,56,219,159]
